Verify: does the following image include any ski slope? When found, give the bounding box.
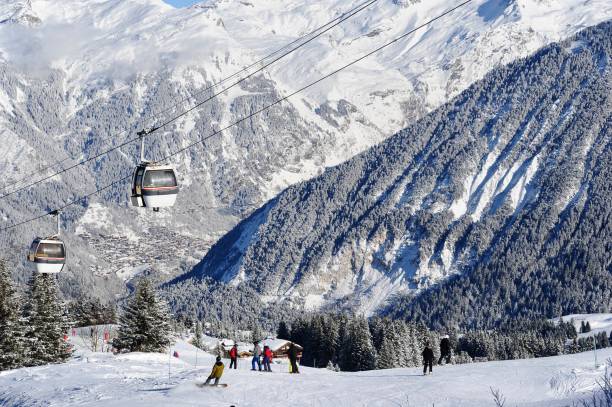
[0,339,610,406]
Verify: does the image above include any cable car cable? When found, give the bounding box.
[0,0,377,201]
[0,0,379,196]
[0,0,472,232]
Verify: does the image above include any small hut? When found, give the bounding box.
[259,339,303,359]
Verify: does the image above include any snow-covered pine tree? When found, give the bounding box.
[406,323,421,367]
[0,260,24,371]
[193,319,203,349]
[342,316,376,372]
[393,320,411,368]
[250,322,263,343]
[376,321,396,369]
[319,315,339,367]
[113,279,172,353]
[22,273,71,366]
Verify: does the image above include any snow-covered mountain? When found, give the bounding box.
[0,0,610,298]
[172,21,612,324]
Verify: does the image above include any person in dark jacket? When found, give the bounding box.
[422,343,434,375]
[288,342,300,374]
[229,344,238,369]
[438,336,451,365]
[204,356,225,385]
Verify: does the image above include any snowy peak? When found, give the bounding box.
[0,0,611,302]
[0,0,40,26]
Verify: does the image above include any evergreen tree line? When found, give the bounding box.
[278,314,441,372]
[276,314,610,372]
[67,297,117,327]
[0,260,71,371]
[568,332,611,354]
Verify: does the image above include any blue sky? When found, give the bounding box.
[163,0,201,7]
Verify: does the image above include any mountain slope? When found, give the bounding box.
[1,337,610,406]
[173,21,612,326]
[1,0,611,299]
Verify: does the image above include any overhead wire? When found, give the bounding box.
[0,0,379,197]
[0,0,473,232]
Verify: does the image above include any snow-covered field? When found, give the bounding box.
[560,313,612,339]
[0,338,610,407]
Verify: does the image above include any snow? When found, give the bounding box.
[559,313,612,339]
[0,337,610,406]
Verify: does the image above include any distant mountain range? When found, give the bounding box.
[0,0,610,304]
[167,20,612,329]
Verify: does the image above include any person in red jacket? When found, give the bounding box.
[229,344,238,369]
[263,345,273,372]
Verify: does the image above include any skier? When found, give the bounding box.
[288,342,300,374]
[422,342,434,375]
[263,345,273,372]
[204,356,225,386]
[252,341,262,371]
[229,344,238,369]
[438,336,451,365]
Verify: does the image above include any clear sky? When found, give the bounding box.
[163,0,201,7]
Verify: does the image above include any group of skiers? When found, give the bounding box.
[203,341,301,386]
[421,336,452,375]
[248,342,274,372]
[204,337,451,385]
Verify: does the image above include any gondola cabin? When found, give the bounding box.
[27,237,66,274]
[130,164,179,211]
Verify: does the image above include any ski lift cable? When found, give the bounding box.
[0,0,375,194]
[0,0,377,199]
[0,0,379,201]
[0,0,472,232]
[148,0,474,163]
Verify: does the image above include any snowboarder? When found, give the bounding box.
[252,342,262,371]
[422,343,434,375]
[229,344,238,369]
[288,342,300,374]
[438,336,451,365]
[263,345,273,372]
[204,356,225,385]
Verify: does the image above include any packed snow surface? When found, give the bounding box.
[0,337,610,406]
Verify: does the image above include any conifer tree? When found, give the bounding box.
[22,273,71,366]
[341,316,376,372]
[376,322,396,369]
[250,322,263,343]
[0,260,24,371]
[277,321,290,340]
[193,319,203,349]
[319,315,339,367]
[113,279,173,353]
[584,321,591,333]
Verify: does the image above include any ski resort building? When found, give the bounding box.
[259,339,303,359]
